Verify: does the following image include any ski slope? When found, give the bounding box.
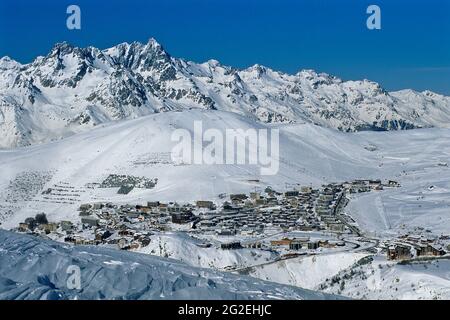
[1,109,450,237]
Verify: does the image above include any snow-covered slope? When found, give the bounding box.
[0,229,339,300]
[136,232,278,270]
[1,38,450,148]
[320,255,450,300]
[0,109,380,229]
[2,109,450,237]
[245,252,369,290]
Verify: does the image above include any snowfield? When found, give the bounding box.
[0,109,378,229]
[321,256,450,300]
[1,109,450,239]
[136,232,278,270]
[0,230,340,300]
[244,252,370,290]
[346,128,450,236]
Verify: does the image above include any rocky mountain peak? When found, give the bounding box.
[0,56,22,71]
[0,38,449,148]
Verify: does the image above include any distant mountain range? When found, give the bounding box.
[1,38,449,148]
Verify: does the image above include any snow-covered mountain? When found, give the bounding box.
[1,38,450,148]
[0,229,339,300]
[2,109,450,237]
[0,110,378,228]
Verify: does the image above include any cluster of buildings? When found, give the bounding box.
[194,179,398,240]
[17,178,430,259]
[385,234,448,261]
[96,174,158,195]
[194,184,347,237]
[17,213,58,234]
[270,237,345,251]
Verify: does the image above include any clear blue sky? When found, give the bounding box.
[0,0,449,94]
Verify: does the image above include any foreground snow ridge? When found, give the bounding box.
[0,230,340,300]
